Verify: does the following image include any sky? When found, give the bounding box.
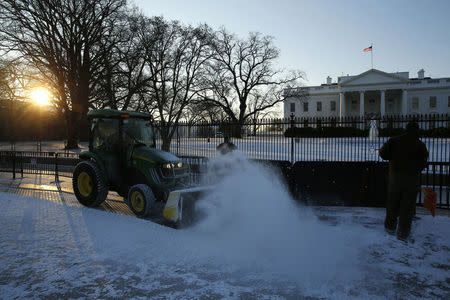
[132,0,450,86]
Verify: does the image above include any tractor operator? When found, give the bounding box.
[379,121,428,240]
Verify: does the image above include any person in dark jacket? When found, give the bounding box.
[379,121,428,240]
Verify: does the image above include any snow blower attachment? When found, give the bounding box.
[163,186,214,227]
[72,109,210,228]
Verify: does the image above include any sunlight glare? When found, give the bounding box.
[30,87,51,106]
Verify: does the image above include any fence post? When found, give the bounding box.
[12,151,16,179]
[20,152,23,177]
[290,113,295,163]
[176,123,180,156]
[54,153,59,182]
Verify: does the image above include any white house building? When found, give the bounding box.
[284,69,450,119]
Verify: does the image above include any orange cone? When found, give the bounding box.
[423,187,437,217]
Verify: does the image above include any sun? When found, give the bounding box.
[30,87,51,106]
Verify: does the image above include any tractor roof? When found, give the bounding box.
[87,109,151,119]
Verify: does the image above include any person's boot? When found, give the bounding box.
[384,219,397,236]
[396,230,412,243]
[385,227,396,236]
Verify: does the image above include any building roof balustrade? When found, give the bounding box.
[427,79,440,84]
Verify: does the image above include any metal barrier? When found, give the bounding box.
[0,151,205,186]
[0,151,448,209]
[0,151,80,181]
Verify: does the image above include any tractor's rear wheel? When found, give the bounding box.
[73,160,108,207]
[127,184,155,217]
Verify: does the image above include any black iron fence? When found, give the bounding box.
[0,151,206,185]
[160,114,449,162]
[0,151,79,181]
[0,150,448,209]
[1,114,448,162]
[0,114,448,208]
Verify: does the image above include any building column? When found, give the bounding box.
[339,92,345,120]
[402,89,408,115]
[359,91,365,117]
[380,90,386,117]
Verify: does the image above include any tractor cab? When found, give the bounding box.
[90,110,155,153]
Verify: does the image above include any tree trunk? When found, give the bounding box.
[161,136,171,152]
[65,111,79,149]
[159,124,171,152]
[231,121,242,138]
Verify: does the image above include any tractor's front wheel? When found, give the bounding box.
[127,184,155,217]
[73,160,108,207]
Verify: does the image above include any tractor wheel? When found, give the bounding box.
[73,160,108,207]
[127,184,155,217]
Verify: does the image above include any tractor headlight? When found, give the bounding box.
[162,163,172,169]
[162,162,183,169]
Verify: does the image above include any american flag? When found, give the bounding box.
[363,46,372,52]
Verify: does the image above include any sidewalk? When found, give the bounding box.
[0,172,132,216]
[0,141,89,153]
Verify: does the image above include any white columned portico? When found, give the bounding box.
[359,91,365,117]
[380,90,386,117]
[402,89,408,115]
[339,92,345,120]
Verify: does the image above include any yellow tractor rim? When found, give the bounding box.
[131,191,145,212]
[78,171,92,197]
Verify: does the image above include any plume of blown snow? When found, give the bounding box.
[183,151,376,287]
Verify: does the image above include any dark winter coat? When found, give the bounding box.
[379,133,428,176]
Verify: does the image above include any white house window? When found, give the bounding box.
[351,100,357,111]
[430,96,437,109]
[317,101,322,112]
[412,97,419,110]
[387,99,394,110]
[303,102,308,112]
[290,102,295,113]
[330,101,336,111]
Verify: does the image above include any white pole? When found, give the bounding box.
[371,44,373,69]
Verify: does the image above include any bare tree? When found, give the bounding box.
[0,0,127,148]
[0,59,33,143]
[91,8,152,111]
[141,17,213,151]
[203,29,304,137]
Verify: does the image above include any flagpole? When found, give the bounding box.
[371,44,373,69]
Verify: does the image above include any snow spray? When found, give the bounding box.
[184,151,373,288]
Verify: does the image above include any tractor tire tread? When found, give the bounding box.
[73,160,108,207]
[127,184,155,217]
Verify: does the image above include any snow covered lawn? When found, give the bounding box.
[0,191,449,299]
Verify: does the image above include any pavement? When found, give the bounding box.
[0,141,89,153]
[0,172,133,217]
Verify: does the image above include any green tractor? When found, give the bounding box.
[72,109,206,226]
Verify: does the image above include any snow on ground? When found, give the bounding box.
[0,153,449,299]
